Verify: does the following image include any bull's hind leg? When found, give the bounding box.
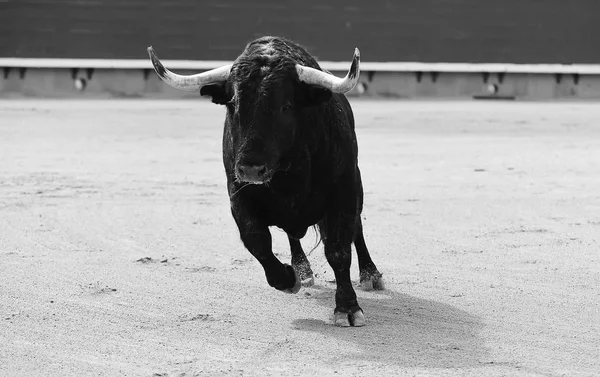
[354,167,384,291]
[288,236,315,286]
[322,219,366,327]
[322,184,366,327]
[354,217,384,291]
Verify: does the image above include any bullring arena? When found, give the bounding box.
[3,1,600,375]
[1,99,598,376]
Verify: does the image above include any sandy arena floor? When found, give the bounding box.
[1,99,599,377]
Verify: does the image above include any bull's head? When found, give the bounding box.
[147,43,360,185]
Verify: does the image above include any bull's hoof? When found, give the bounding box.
[360,271,384,291]
[293,262,314,287]
[282,268,301,294]
[301,274,315,287]
[333,309,366,327]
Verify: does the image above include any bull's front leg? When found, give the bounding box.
[231,208,301,294]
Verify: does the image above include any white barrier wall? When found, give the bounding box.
[2,60,600,99]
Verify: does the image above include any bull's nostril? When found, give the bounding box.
[237,164,268,182]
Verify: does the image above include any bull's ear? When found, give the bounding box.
[297,83,332,107]
[200,83,230,105]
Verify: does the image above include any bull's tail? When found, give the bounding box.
[307,224,325,256]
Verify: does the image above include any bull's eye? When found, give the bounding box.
[281,102,293,113]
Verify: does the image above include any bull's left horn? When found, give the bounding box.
[147,46,232,91]
[295,48,360,93]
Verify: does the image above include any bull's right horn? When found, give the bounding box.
[295,48,360,93]
[147,46,232,91]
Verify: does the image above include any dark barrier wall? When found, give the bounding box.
[1,0,599,64]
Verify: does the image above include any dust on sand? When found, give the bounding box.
[1,100,599,376]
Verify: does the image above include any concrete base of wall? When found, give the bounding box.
[2,68,600,100]
[357,71,600,100]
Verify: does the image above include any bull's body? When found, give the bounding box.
[223,39,358,240]
[149,36,383,326]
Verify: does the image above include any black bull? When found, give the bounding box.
[148,36,383,327]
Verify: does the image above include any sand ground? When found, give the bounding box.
[1,99,599,377]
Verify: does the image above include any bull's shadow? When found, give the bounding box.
[293,284,489,368]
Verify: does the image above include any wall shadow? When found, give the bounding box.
[293,285,489,369]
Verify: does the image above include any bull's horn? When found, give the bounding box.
[295,48,360,93]
[147,46,232,91]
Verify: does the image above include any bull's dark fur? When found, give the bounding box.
[201,36,382,325]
